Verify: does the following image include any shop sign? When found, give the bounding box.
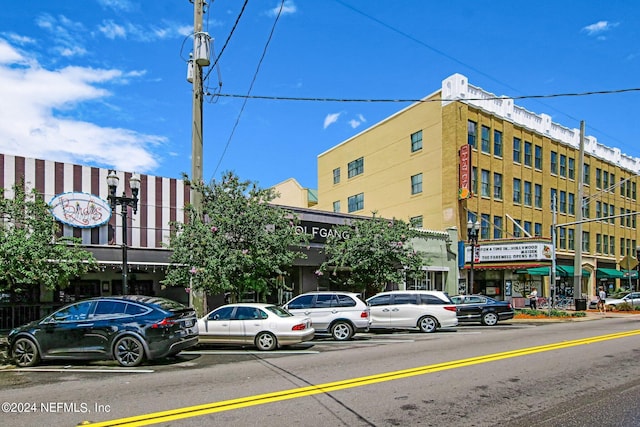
[465,242,553,263]
[458,144,472,200]
[49,192,112,228]
[294,221,350,243]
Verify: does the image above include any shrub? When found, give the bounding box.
[614,302,635,312]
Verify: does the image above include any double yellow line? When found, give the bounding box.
[83,330,640,426]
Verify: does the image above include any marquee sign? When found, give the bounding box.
[49,192,112,228]
[458,144,472,200]
[465,242,554,263]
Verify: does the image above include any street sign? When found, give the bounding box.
[619,255,639,270]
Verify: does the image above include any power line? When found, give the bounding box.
[212,86,640,103]
[212,0,285,179]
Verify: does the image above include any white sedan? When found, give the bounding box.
[197,303,314,351]
[603,292,640,309]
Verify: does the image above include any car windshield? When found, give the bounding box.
[266,305,294,317]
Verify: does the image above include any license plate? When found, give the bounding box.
[184,319,194,328]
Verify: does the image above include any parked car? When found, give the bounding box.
[282,291,370,340]
[366,290,458,333]
[8,296,198,368]
[451,295,514,326]
[197,303,314,351]
[590,292,640,310]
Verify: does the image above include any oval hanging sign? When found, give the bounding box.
[49,192,112,228]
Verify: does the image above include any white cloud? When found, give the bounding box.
[348,114,367,129]
[268,0,297,17]
[97,0,135,12]
[323,112,341,129]
[98,20,127,39]
[0,38,164,173]
[35,13,88,58]
[582,20,619,36]
[97,20,191,42]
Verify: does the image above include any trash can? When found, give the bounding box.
[574,298,587,311]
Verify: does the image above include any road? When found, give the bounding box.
[1,317,640,426]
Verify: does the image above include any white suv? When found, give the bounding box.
[366,290,458,333]
[283,291,370,340]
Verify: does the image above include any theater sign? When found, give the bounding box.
[49,192,112,228]
[465,241,554,263]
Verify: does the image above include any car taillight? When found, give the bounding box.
[361,311,369,318]
[507,303,512,309]
[292,323,307,331]
[151,318,177,328]
[443,306,457,312]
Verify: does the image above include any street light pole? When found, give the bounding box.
[107,170,140,295]
[467,219,480,295]
[636,246,640,292]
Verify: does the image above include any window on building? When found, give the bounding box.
[524,181,532,206]
[468,120,477,148]
[411,173,423,195]
[513,219,522,238]
[534,145,542,170]
[609,204,614,224]
[568,228,575,250]
[524,221,532,236]
[620,207,625,227]
[534,223,542,237]
[347,157,364,178]
[568,157,575,179]
[472,166,478,195]
[333,200,340,213]
[493,172,502,199]
[551,188,557,211]
[481,125,490,153]
[559,227,566,249]
[481,169,490,197]
[596,234,602,253]
[603,171,609,190]
[596,201,601,219]
[620,237,625,256]
[582,231,590,253]
[513,137,521,163]
[493,216,503,239]
[621,178,626,197]
[610,174,615,192]
[632,182,637,200]
[534,184,542,208]
[568,193,575,215]
[609,235,615,255]
[481,214,490,239]
[627,208,632,227]
[333,167,340,184]
[550,151,558,174]
[513,178,522,204]
[595,168,601,189]
[347,193,364,212]
[583,163,590,185]
[559,154,567,177]
[603,235,609,254]
[524,141,532,166]
[559,191,566,213]
[582,197,590,218]
[411,130,423,152]
[493,130,503,157]
[410,215,423,228]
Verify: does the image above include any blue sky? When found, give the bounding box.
[1,0,639,189]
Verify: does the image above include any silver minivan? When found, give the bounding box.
[283,291,370,340]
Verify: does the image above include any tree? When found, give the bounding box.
[0,182,97,299]
[319,213,425,297]
[164,171,308,303]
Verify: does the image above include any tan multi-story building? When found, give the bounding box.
[316,73,640,302]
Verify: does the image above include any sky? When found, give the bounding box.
[1,0,639,190]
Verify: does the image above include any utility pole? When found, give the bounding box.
[573,120,585,308]
[189,0,207,316]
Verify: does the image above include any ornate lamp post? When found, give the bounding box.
[107,170,140,295]
[467,219,480,295]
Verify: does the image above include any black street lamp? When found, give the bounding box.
[467,219,480,295]
[107,170,140,295]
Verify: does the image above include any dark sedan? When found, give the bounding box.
[8,295,198,367]
[451,295,514,326]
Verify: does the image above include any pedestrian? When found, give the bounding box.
[529,288,538,310]
[597,286,607,314]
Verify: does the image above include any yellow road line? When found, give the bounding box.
[83,330,640,426]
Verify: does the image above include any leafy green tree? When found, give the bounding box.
[164,171,308,303]
[319,213,425,297]
[0,182,97,299]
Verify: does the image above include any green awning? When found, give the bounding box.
[596,268,625,279]
[515,266,589,277]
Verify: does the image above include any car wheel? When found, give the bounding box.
[12,337,40,367]
[114,336,145,367]
[418,316,437,333]
[481,312,499,326]
[255,332,277,351]
[331,321,354,341]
